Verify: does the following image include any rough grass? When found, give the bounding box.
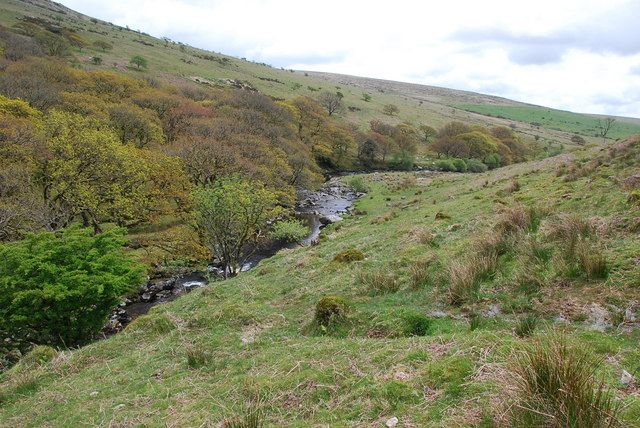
[510,336,621,427]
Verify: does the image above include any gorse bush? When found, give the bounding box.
[0,227,144,347]
[270,219,308,244]
[511,336,620,427]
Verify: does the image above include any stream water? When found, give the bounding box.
[102,177,361,335]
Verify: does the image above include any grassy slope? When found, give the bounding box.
[459,104,640,140]
[3,0,638,148]
[1,139,639,426]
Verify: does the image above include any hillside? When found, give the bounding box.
[2,136,640,426]
[1,1,640,426]
[2,0,639,146]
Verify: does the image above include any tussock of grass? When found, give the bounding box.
[332,248,365,263]
[357,268,399,294]
[515,314,539,338]
[510,336,621,427]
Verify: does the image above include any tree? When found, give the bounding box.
[91,56,102,65]
[362,93,372,102]
[418,124,437,144]
[0,227,144,346]
[130,55,148,70]
[193,177,280,277]
[93,40,113,52]
[38,111,188,233]
[318,91,344,116]
[382,104,399,116]
[596,117,616,143]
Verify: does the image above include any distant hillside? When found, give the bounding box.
[2,0,639,146]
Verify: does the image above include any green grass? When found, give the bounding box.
[460,104,640,140]
[1,139,640,426]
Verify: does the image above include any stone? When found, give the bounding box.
[621,369,635,387]
[386,416,399,428]
[90,391,99,397]
[485,304,501,317]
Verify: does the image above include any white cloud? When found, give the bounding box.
[59,0,640,117]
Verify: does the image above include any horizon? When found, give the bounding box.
[58,0,640,119]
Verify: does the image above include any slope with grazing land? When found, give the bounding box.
[1,137,639,426]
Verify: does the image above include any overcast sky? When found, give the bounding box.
[59,0,640,117]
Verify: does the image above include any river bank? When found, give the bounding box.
[102,177,361,335]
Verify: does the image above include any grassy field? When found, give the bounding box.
[2,0,638,147]
[460,104,640,140]
[2,138,639,426]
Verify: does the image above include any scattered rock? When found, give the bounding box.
[428,310,447,318]
[394,371,410,381]
[446,224,461,232]
[485,304,501,318]
[89,391,98,397]
[621,370,635,387]
[386,416,399,428]
[586,303,611,332]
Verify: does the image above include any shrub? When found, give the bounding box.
[314,296,349,327]
[403,312,433,336]
[515,314,539,338]
[270,219,308,244]
[435,159,456,172]
[483,153,502,169]
[357,269,399,294]
[0,227,144,347]
[451,158,467,172]
[511,336,620,427]
[466,158,489,173]
[333,248,365,263]
[347,176,369,193]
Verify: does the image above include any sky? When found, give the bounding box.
[59,0,640,118]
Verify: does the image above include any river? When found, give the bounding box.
[102,177,361,335]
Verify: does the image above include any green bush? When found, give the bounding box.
[452,158,468,172]
[270,219,309,244]
[0,227,144,347]
[333,248,365,263]
[347,176,369,193]
[466,158,489,173]
[314,296,350,327]
[483,153,503,169]
[435,159,456,172]
[388,150,414,171]
[403,312,433,336]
